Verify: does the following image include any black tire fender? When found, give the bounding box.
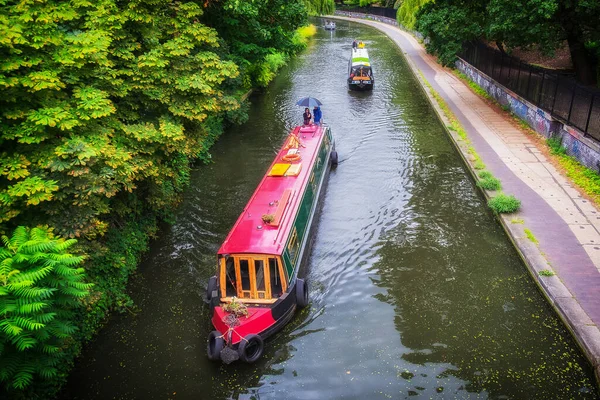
[238,334,264,363]
[209,295,219,314]
[207,330,224,361]
[206,276,217,302]
[295,278,309,308]
[330,151,338,167]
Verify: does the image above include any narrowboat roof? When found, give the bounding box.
[351,48,370,67]
[218,124,326,256]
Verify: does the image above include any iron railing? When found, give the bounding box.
[461,42,600,141]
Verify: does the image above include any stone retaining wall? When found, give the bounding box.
[456,59,600,172]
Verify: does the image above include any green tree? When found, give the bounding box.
[200,0,307,88]
[397,0,432,29]
[0,0,240,239]
[415,0,599,84]
[487,0,599,84]
[416,0,486,65]
[304,0,336,15]
[0,227,92,391]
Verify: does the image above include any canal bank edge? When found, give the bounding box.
[327,15,600,385]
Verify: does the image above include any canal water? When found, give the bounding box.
[63,20,598,399]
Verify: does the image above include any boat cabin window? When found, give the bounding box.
[219,255,288,302]
[287,229,299,265]
[224,257,237,297]
[269,258,283,297]
[255,259,266,298]
[350,66,371,77]
[239,258,251,297]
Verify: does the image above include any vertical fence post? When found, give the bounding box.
[567,84,577,123]
[499,52,504,83]
[551,75,560,114]
[584,93,595,135]
[525,66,532,99]
[537,71,545,107]
[516,61,522,94]
[507,55,512,82]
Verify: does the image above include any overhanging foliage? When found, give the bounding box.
[0,0,311,396]
[415,0,600,85]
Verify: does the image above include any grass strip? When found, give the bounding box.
[453,68,600,207]
[477,171,502,190]
[488,193,521,214]
[524,228,539,244]
[547,138,600,204]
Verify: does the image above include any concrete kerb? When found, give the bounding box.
[327,14,600,384]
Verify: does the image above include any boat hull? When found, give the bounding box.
[208,126,335,363]
[211,283,299,348]
[348,79,374,91]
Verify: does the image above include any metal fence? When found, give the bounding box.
[337,6,397,19]
[461,42,600,142]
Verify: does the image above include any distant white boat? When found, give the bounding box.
[324,21,336,30]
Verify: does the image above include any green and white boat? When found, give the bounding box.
[348,47,374,90]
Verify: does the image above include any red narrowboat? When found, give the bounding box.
[205,123,337,363]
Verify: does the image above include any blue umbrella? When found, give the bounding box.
[296,96,323,108]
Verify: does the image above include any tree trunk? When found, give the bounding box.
[559,5,597,86]
[495,41,506,55]
[566,35,597,86]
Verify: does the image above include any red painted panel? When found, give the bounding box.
[218,125,325,256]
[212,307,276,345]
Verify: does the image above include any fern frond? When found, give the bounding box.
[53,264,79,276]
[48,320,77,336]
[0,353,21,378]
[0,320,23,336]
[54,239,77,252]
[10,266,53,284]
[12,369,33,389]
[32,328,50,342]
[32,312,57,324]
[0,248,11,261]
[38,366,57,379]
[0,226,90,388]
[59,287,89,297]
[1,235,11,250]
[17,301,49,314]
[0,258,16,275]
[13,286,55,299]
[41,344,60,355]
[0,299,18,314]
[29,228,49,242]
[10,227,30,250]
[20,240,56,255]
[12,316,44,331]
[11,335,37,351]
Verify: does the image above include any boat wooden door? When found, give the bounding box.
[235,256,272,300]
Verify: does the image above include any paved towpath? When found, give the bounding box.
[330,15,600,377]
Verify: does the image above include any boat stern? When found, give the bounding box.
[212,306,275,346]
[208,305,279,364]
